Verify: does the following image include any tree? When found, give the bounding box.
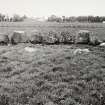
[12,14,23,22]
[0,13,5,21]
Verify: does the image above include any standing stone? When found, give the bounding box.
[76,30,90,44]
[42,31,59,44]
[89,36,101,46]
[11,31,28,44]
[0,33,9,45]
[29,31,43,44]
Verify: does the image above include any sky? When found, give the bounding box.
[0,0,105,17]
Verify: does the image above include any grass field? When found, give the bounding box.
[1,21,105,40]
[0,22,105,105]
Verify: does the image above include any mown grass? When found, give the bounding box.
[0,43,104,105]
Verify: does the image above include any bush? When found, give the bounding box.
[59,31,75,44]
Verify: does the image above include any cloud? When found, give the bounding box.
[0,0,104,17]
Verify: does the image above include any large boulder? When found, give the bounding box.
[59,31,75,44]
[42,31,59,44]
[74,48,90,55]
[0,33,9,45]
[29,31,43,44]
[24,47,38,52]
[11,31,28,44]
[100,43,105,47]
[75,30,90,44]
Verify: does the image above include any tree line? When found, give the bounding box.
[0,13,105,23]
[47,15,105,23]
[0,13,27,22]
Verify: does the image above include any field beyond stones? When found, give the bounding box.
[0,22,105,105]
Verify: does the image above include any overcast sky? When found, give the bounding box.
[0,0,105,17]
